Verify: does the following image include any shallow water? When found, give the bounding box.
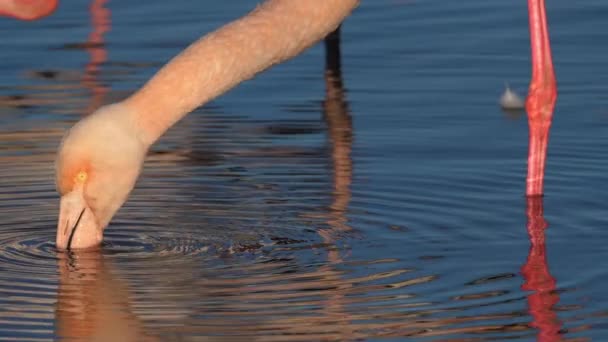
[1,0,608,340]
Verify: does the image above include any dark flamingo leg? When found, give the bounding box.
[526,0,557,196]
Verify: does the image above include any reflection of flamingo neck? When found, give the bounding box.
[521,197,562,341]
[55,252,153,340]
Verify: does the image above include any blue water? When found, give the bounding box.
[1,0,608,340]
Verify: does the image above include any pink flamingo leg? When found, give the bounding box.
[526,0,557,196]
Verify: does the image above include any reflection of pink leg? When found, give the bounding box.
[521,197,562,341]
[0,0,58,20]
[525,0,557,196]
[83,0,111,113]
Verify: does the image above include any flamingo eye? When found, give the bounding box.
[75,171,88,183]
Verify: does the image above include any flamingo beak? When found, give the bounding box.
[56,184,102,251]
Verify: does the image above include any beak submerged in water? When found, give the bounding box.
[56,184,102,251]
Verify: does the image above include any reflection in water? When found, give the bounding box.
[0,0,110,113]
[522,197,563,341]
[55,251,156,341]
[82,0,110,114]
[502,107,526,121]
[52,197,568,341]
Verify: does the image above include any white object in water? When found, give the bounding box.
[499,84,525,110]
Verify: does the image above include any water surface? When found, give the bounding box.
[1,0,608,340]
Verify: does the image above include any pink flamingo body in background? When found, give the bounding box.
[0,0,57,20]
[2,0,557,250]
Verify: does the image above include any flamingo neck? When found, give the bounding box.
[122,0,359,147]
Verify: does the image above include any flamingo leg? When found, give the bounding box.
[526,0,557,196]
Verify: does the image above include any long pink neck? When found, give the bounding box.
[123,0,359,146]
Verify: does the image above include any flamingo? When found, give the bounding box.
[54,0,360,250]
[3,0,556,249]
[0,0,58,20]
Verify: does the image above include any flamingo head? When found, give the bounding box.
[55,104,148,250]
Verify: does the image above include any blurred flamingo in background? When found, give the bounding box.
[1,0,110,112]
[0,0,57,20]
[1,0,557,249]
